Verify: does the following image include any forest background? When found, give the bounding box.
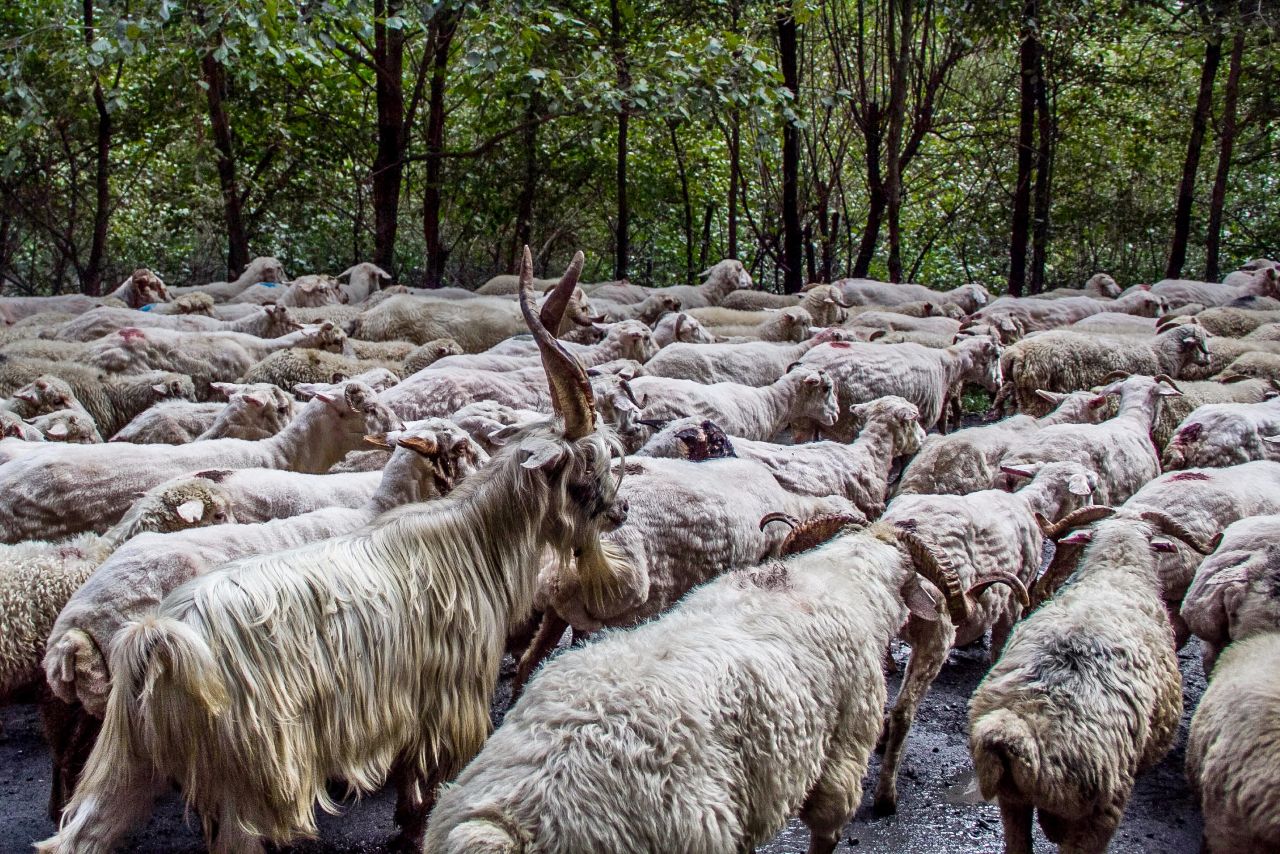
[0,0,1276,297]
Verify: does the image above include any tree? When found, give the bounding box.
[1009,0,1038,297]
[1205,25,1244,281]
[777,2,802,292]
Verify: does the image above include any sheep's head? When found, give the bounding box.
[952,283,991,313]
[128,268,171,307]
[789,367,840,428]
[891,520,1028,626]
[114,477,236,542]
[668,312,715,344]
[0,409,41,440]
[172,291,216,316]
[1207,542,1280,644]
[1160,323,1212,368]
[145,372,197,402]
[999,460,1098,518]
[299,320,349,353]
[1086,272,1121,299]
[32,409,101,443]
[297,379,404,441]
[9,375,75,416]
[263,304,302,336]
[701,258,751,297]
[800,284,852,326]
[1089,373,1182,419]
[288,274,347,307]
[366,418,489,501]
[956,335,1003,392]
[767,307,814,343]
[247,256,289,287]
[1033,389,1107,424]
[603,319,658,363]
[849,395,926,455]
[1120,288,1167,317]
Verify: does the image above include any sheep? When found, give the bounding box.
[237,347,401,391]
[346,337,421,361]
[427,516,1005,854]
[0,477,234,708]
[999,374,1178,505]
[0,294,125,326]
[689,305,816,342]
[1,375,80,419]
[0,380,400,542]
[997,323,1210,416]
[1217,348,1280,381]
[1148,266,1280,309]
[643,326,848,386]
[145,291,215,316]
[1188,304,1280,338]
[1186,631,1280,854]
[872,460,1099,814]
[650,311,716,347]
[1031,272,1123,300]
[28,409,102,444]
[718,289,801,311]
[1162,395,1280,469]
[38,249,633,853]
[896,390,1103,495]
[976,289,1166,332]
[338,262,392,303]
[1180,514,1280,672]
[1066,313,1159,335]
[588,258,751,308]
[102,268,171,309]
[54,302,299,341]
[0,356,196,436]
[400,338,465,374]
[797,335,1002,436]
[0,410,42,440]
[232,273,348,307]
[849,310,963,337]
[167,256,289,302]
[967,507,1208,854]
[596,291,681,324]
[833,277,991,313]
[109,383,296,444]
[1119,460,1280,645]
[428,320,656,374]
[1172,333,1280,380]
[626,367,838,443]
[1221,257,1279,287]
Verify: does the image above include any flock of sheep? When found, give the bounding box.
[0,247,1279,853]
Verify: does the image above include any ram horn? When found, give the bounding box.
[674,312,686,341]
[774,513,864,557]
[1037,505,1116,540]
[1138,511,1218,555]
[1153,374,1183,392]
[519,246,595,440]
[1100,370,1132,383]
[1027,540,1087,609]
[968,573,1031,609]
[893,525,971,625]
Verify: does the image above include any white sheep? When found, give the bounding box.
[643,327,850,387]
[1,375,81,419]
[232,273,348,307]
[588,258,751,308]
[429,320,656,373]
[968,507,1208,854]
[596,291,681,324]
[0,410,42,441]
[1148,266,1280,309]
[1031,272,1123,300]
[0,477,234,707]
[0,380,400,542]
[55,302,299,341]
[109,383,296,444]
[833,277,991,313]
[338,262,392,303]
[166,256,289,302]
[1162,395,1280,469]
[977,289,1166,332]
[650,311,716,347]
[426,517,999,854]
[27,409,102,444]
[1185,631,1280,853]
[1181,514,1280,672]
[797,335,1002,436]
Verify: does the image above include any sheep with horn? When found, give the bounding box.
[38,247,631,854]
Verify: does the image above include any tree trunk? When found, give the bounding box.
[778,5,802,294]
[371,0,405,274]
[1166,21,1223,280]
[510,89,540,273]
[699,202,714,269]
[728,107,739,260]
[80,0,111,296]
[852,112,884,278]
[198,32,250,277]
[1205,29,1244,282]
[1030,38,1052,294]
[1008,0,1037,298]
[421,8,461,288]
[611,0,630,280]
[884,0,912,283]
[668,121,695,286]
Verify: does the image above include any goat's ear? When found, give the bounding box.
[1059,530,1094,546]
[519,437,563,469]
[398,435,439,457]
[363,433,394,449]
[176,499,206,523]
[902,576,940,622]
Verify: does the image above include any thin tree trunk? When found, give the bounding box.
[853,114,884,278]
[699,202,714,268]
[197,13,249,278]
[1030,38,1052,294]
[371,0,405,274]
[778,5,802,294]
[668,120,695,286]
[610,0,630,280]
[510,90,540,273]
[1166,20,1224,280]
[1206,29,1244,282]
[81,0,110,296]
[884,0,912,283]
[728,107,739,259]
[421,8,460,288]
[822,210,838,282]
[1009,0,1037,298]
[804,223,816,284]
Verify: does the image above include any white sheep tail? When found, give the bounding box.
[970,709,1041,801]
[441,817,524,854]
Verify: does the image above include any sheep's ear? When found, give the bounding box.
[902,576,940,622]
[363,433,394,449]
[1150,539,1178,553]
[398,435,440,457]
[1059,530,1094,546]
[313,391,339,407]
[1068,474,1094,496]
[176,499,206,523]
[210,382,236,399]
[47,423,69,438]
[1157,386,1183,398]
[1035,389,1067,404]
[293,382,321,400]
[243,394,267,408]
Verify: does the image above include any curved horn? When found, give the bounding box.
[1038,505,1116,540]
[1027,540,1087,609]
[518,247,595,440]
[893,525,971,624]
[760,512,798,531]
[674,312,686,341]
[1153,374,1183,393]
[620,379,642,409]
[776,513,863,556]
[968,573,1031,609]
[1101,370,1131,383]
[1139,511,1217,555]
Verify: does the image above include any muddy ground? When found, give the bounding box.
[1,638,1205,853]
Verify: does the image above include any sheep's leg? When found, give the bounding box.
[990,613,1015,662]
[996,800,1033,854]
[1166,598,1191,649]
[512,610,570,700]
[39,692,102,820]
[1055,799,1125,854]
[873,615,953,816]
[799,748,863,854]
[389,756,449,853]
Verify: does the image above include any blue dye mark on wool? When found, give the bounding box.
[139,303,155,311]
[258,281,280,288]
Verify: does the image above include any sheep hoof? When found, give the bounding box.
[871,793,898,817]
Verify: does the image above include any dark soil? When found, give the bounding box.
[0,640,1205,853]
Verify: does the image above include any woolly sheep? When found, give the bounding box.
[1147,266,1280,309]
[0,294,125,326]
[39,259,637,853]
[797,335,1002,436]
[596,291,681,324]
[967,508,1204,854]
[428,518,987,854]
[146,291,216,316]
[589,258,751,309]
[1186,631,1280,853]
[718,289,801,311]
[103,268,171,309]
[0,410,42,441]
[237,348,400,391]
[833,277,991,313]
[338,262,392,303]
[977,289,1165,332]
[429,320,656,373]
[400,338,465,374]
[54,302,299,341]
[650,311,716,347]
[643,327,850,387]
[1,375,80,419]
[1181,514,1280,672]
[28,409,102,444]
[0,380,400,542]
[232,273,348,307]
[1032,272,1123,300]
[0,477,234,707]
[689,305,816,342]
[872,461,1098,814]
[167,256,289,302]
[1162,396,1280,469]
[897,390,1102,495]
